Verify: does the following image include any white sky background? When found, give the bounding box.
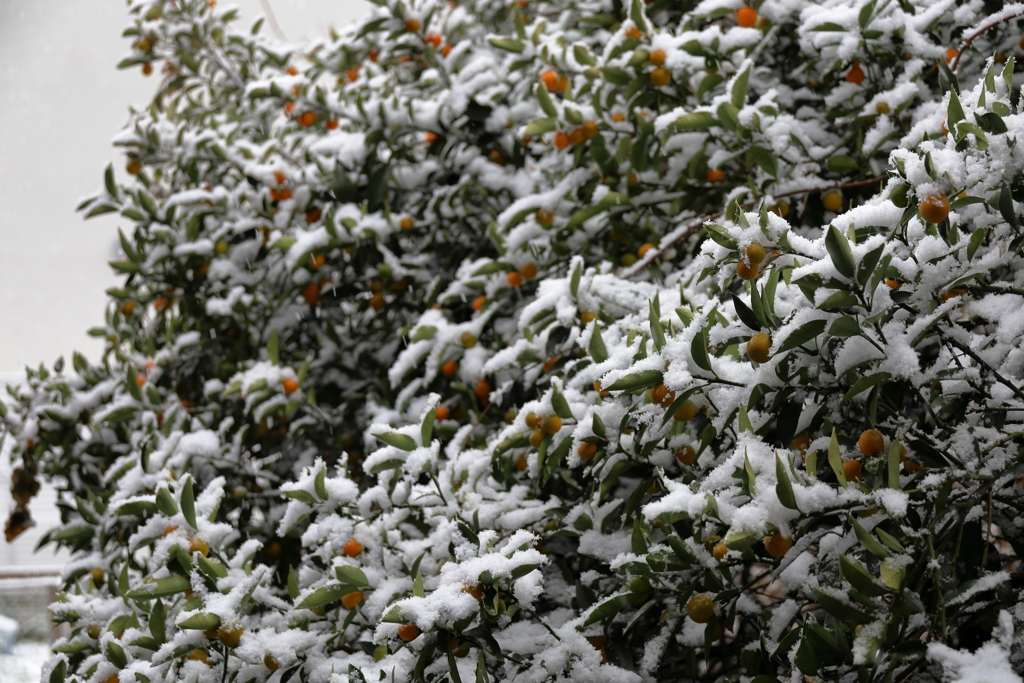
[0,0,369,568]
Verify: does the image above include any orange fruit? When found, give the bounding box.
[919,194,950,223]
[442,44,452,56]
[520,262,539,280]
[535,210,555,228]
[341,591,365,609]
[764,534,793,558]
[475,378,492,400]
[686,594,715,623]
[189,538,209,556]
[120,301,138,317]
[638,242,655,258]
[736,6,757,27]
[306,209,322,224]
[769,199,790,218]
[857,429,884,457]
[876,102,890,114]
[553,132,571,150]
[624,26,642,39]
[650,67,671,87]
[309,253,325,269]
[612,112,626,122]
[264,654,281,671]
[582,120,599,138]
[186,649,210,664]
[745,243,766,266]
[217,625,244,648]
[945,47,958,63]
[460,332,477,349]
[164,525,178,536]
[398,624,420,641]
[282,378,299,395]
[706,168,724,182]
[525,412,542,429]
[649,49,666,66]
[426,32,442,47]
[507,271,523,287]
[822,189,843,212]
[844,460,863,482]
[712,542,730,563]
[885,278,901,290]
[472,295,485,311]
[442,360,458,378]
[587,635,608,664]
[126,159,142,175]
[286,66,298,75]
[299,112,316,127]
[792,433,809,454]
[435,406,450,420]
[303,282,321,306]
[370,293,386,311]
[578,442,598,460]
[736,261,758,280]
[570,128,586,146]
[747,333,772,364]
[529,429,545,448]
[674,400,697,422]
[404,18,421,33]
[400,217,414,230]
[541,70,559,91]
[542,415,562,434]
[845,61,865,85]
[675,445,696,465]
[581,310,597,324]
[135,373,145,388]
[904,460,927,473]
[651,383,675,408]
[142,63,153,76]
[462,584,484,601]
[325,118,339,129]
[343,538,363,557]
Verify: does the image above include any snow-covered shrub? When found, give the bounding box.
[7,0,1024,680]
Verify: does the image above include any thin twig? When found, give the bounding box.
[980,489,994,577]
[621,176,886,279]
[260,0,289,42]
[950,8,1024,71]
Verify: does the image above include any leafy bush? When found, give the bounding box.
[7,0,1024,681]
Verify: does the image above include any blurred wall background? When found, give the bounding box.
[0,0,370,569]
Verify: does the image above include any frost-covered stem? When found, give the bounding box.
[950,7,1024,71]
[936,328,1024,403]
[622,176,887,278]
[519,607,561,641]
[980,489,993,577]
[220,645,229,683]
[966,285,1024,297]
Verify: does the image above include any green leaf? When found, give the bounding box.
[107,641,128,669]
[373,432,417,451]
[947,89,966,132]
[818,291,859,311]
[888,440,901,490]
[747,146,778,177]
[775,455,799,511]
[489,37,525,52]
[589,324,609,363]
[778,320,827,353]
[570,261,582,296]
[849,515,891,559]
[605,370,662,392]
[999,182,1018,231]
[826,155,860,174]
[178,612,221,630]
[297,583,350,610]
[875,527,905,553]
[336,565,370,587]
[181,476,197,530]
[828,428,847,487]
[691,326,712,372]
[267,330,280,365]
[731,66,750,108]
[535,83,558,117]
[811,588,873,625]
[49,658,66,683]
[523,118,557,136]
[839,555,887,596]
[670,112,717,131]
[197,554,227,580]
[649,299,666,350]
[829,316,862,338]
[287,566,300,600]
[125,575,192,599]
[705,222,738,249]
[583,594,633,626]
[738,405,753,433]
[283,489,318,504]
[811,21,846,30]
[841,372,890,403]
[155,488,178,517]
[573,44,596,66]
[315,466,329,501]
[825,226,855,278]
[968,227,987,260]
